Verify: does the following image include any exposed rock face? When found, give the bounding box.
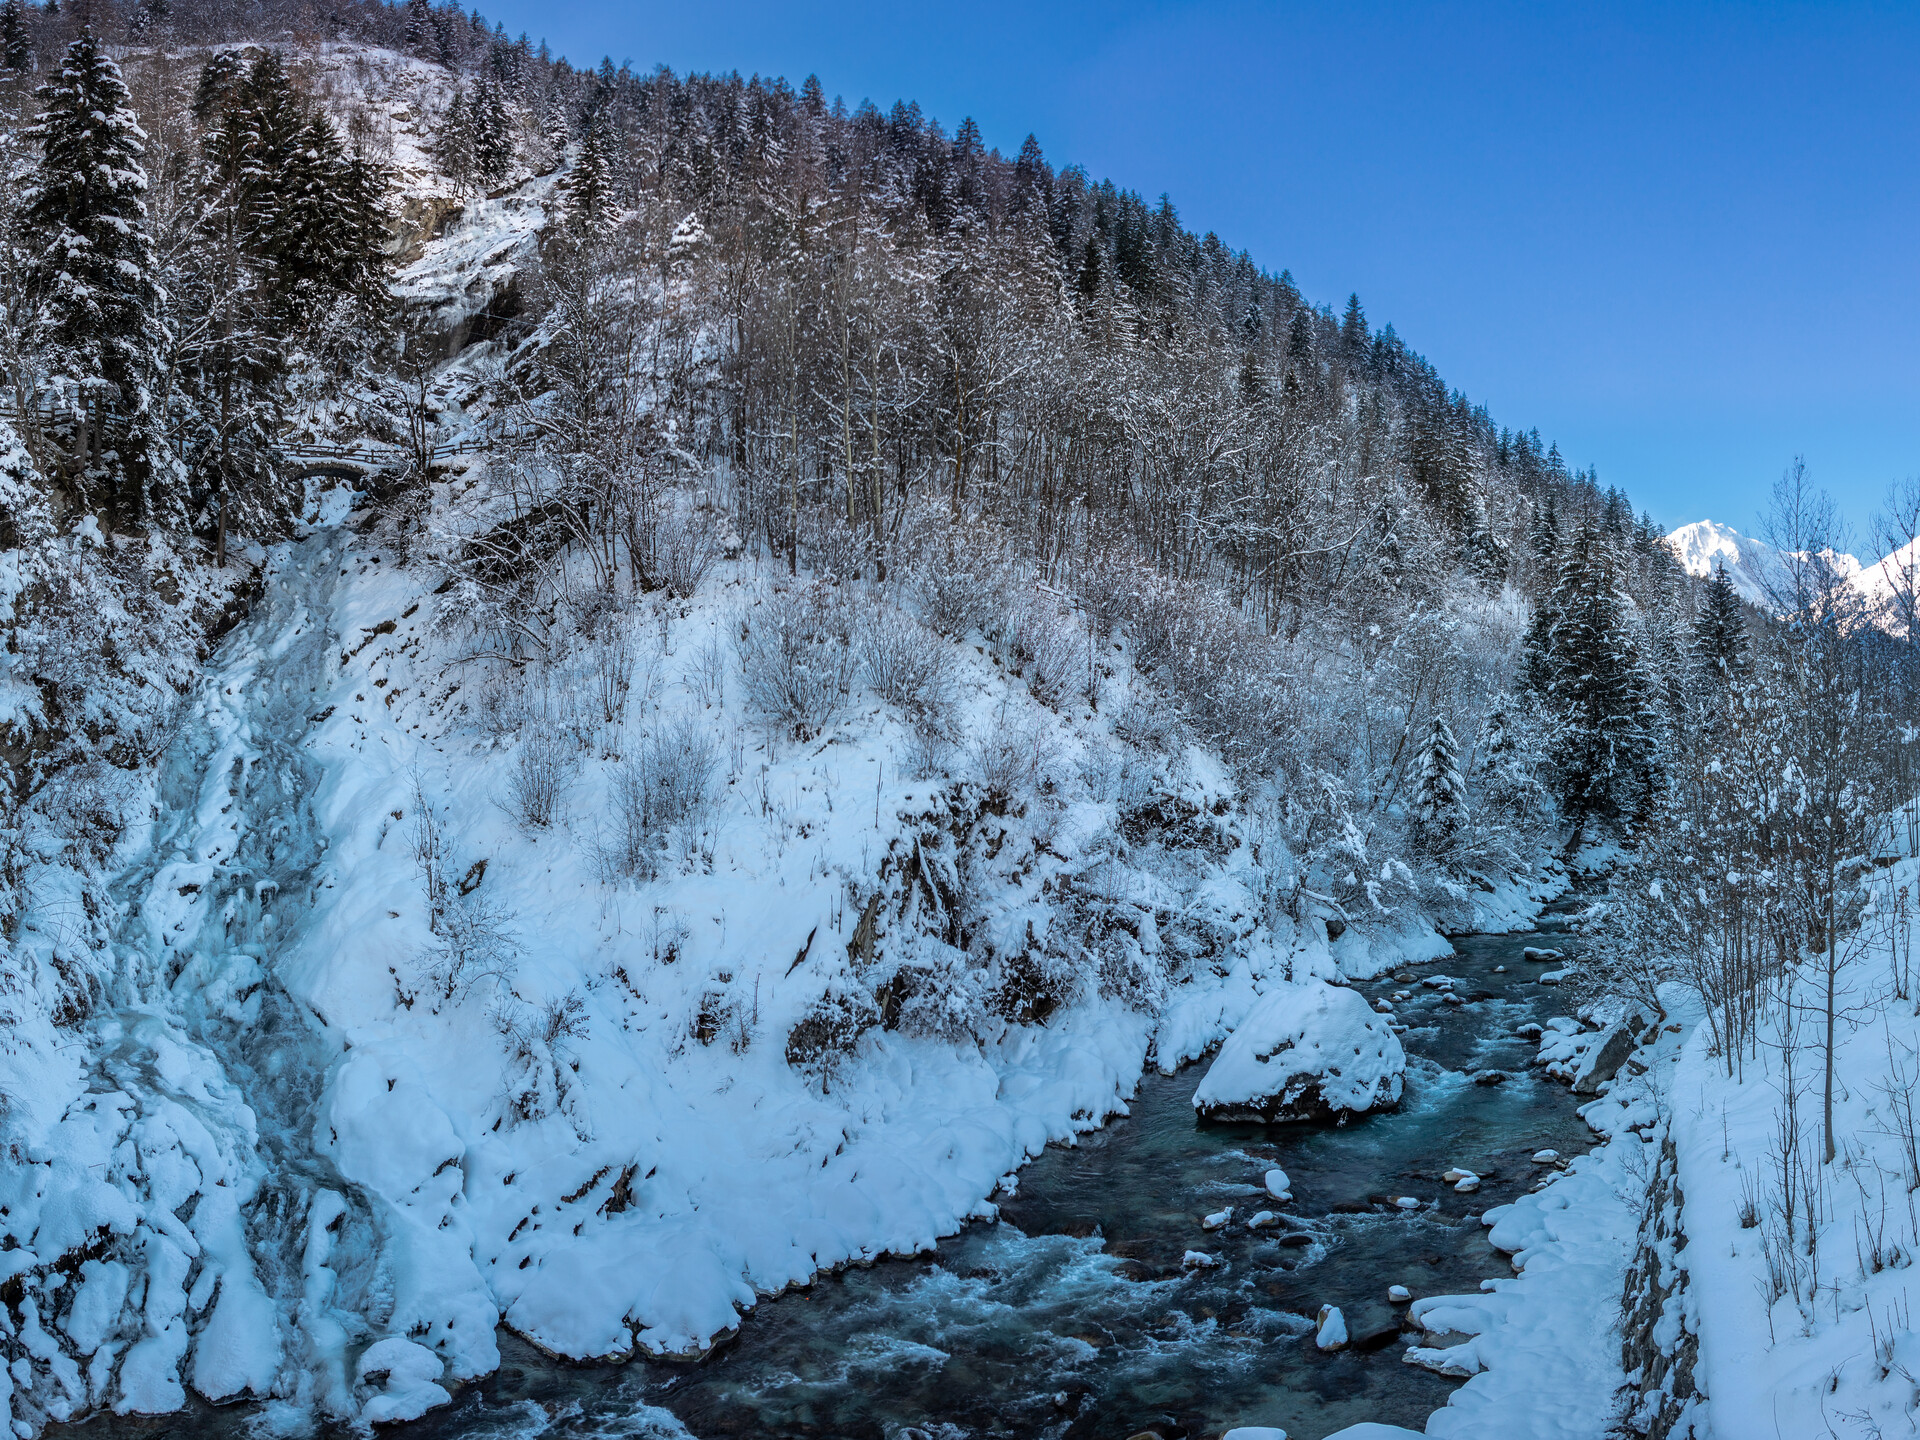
[1571,1021,1638,1094]
[1618,1134,1702,1439]
[1192,982,1405,1123]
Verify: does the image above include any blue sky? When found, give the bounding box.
[480,0,1919,544]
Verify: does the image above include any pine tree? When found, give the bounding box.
[438,87,475,192]
[471,80,513,186]
[1691,563,1748,686]
[1527,490,1558,576]
[1480,705,1511,773]
[562,113,616,233]
[22,31,174,523]
[1412,715,1468,853]
[404,0,433,55]
[1523,524,1663,818]
[0,0,32,74]
[237,50,315,318]
[180,50,290,554]
[1338,292,1368,362]
[539,89,570,162]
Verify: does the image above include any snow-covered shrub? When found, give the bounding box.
[989,943,1082,1027]
[1003,590,1086,708]
[734,582,857,739]
[41,760,140,870]
[411,782,519,1001]
[973,705,1061,805]
[652,504,720,599]
[684,633,726,710]
[908,525,1012,639]
[602,715,718,879]
[874,943,983,1041]
[586,618,638,727]
[784,983,880,1081]
[506,728,571,830]
[494,989,589,1127]
[901,725,953,780]
[419,889,520,1004]
[800,505,870,581]
[858,603,958,734]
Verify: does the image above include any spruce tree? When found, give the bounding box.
[1523,524,1663,818]
[1527,490,1558,576]
[181,50,289,553]
[22,31,174,523]
[0,0,31,74]
[1480,705,1511,772]
[404,0,433,55]
[1412,715,1468,853]
[1338,292,1368,362]
[1691,563,1748,687]
[438,87,475,192]
[562,113,616,234]
[471,80,513,186]
[237,50,315,318]
[539,89,569,162]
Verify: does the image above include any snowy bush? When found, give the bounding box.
[734,582,857,739]
[874,943,984,1042]
[418,889,520,1004]
[651,505,720,599]
[586,618,638,727]
[908,527,1012,639]
[683,633,726,710]
[989,944,1082,1027]
[784,983,880,1081]
[602,714,718,880]
[42,761,141,870]
[972,705,1061,805]
[1002,590,1086,708]
[506,728,572,830]
[858,603,958,734]
[493,989,589,1127]
[412,783,520,1002]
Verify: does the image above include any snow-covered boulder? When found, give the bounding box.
[356,1338,451,1425]
[1316,1304,1349,1350]
[1192,982,1404,1123]
[1570,1021,1639,1094]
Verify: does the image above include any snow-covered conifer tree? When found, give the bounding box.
[1691,563,1747,687]
[1523,523,1663,818]
[21,30,175,524]
[438,87,475,192]
[471,79,513,185]
[563,113,617,234]
[1412,715,1467,853]
[0,0,32,74]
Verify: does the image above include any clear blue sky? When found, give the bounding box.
[481,0,1919,543]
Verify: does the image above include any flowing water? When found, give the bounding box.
[75,919,1581,1440]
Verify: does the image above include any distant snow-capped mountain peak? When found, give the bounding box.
[1664,519,1866,611]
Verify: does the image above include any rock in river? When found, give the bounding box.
[1192,981,1405,1123]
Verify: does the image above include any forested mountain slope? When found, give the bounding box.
[0,1,1914,1435]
